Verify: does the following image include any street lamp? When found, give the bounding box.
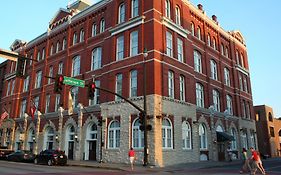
[143,48,148,166]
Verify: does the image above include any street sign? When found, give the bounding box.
[63,76,85,88]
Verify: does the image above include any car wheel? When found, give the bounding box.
[47,159,53,166]
[34,158,38,164]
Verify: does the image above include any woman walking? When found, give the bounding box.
[128,147,135,171]
[240,148,251,174]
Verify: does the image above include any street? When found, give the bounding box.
[0,158,281,175]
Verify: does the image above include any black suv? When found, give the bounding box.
[34,150,67,166]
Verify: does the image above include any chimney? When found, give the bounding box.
[197,4,203,11]
[212,15,218,24]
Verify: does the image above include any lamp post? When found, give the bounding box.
[143,48,148,166]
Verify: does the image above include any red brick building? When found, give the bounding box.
[0,0,256,166]
[254,105,281,157]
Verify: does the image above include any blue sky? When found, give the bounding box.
[0,0,280,117]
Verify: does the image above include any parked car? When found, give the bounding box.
[0,149,14,160]
[7,150,35,162]
[34,150,67,166]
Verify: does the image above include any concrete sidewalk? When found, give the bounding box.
[67,159,242,173]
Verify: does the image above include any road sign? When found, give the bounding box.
[63,76,85,88]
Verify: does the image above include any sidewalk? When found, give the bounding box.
[67,159,242,173]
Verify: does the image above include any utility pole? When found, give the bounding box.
[143,48,148,166]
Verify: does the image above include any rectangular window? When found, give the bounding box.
[179,75,185,101]
[226,95,233,115]
[130,70,137,97]
[55,94,61,112]
[92,24,97,37]
[37,51,41,61]
[45,95,50,113]
[244,78,248,93]
[166,31,173,57]
[42,48,45,60]
[177,38,183,62]
[58,62,63,74]
[23,76,30,92]
[20,99,27,118]
[239,74,243,91]
[131,0,139,18]
[116,36,124,60]
[196,83,204,108]
[35,71,42,89]
[48,66,53,84]
[224,68,230,86]
[92,47,102,70]
[168,71,174,98]
[6,81,10,96]
[72,56,80,77]
[11,80,15,95]
[130,31,138,57]
[73,33,77,45]
[115,74,123,100]
[34,96,40,115]
[62,38,67,50]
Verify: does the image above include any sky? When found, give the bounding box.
[0,0,280,117]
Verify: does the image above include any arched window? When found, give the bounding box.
[212,89,220,112]
[175,6,181,25]
[250,131,256,149]
[230,128,237,150]
[166,31,173,57]
[182,121,191,149]
[73,32,77,45]
[132,118,144,148]
[207,33,211,46]
[118,3,125,23]
[212,37,216,50]
[197,26,201,40]
[210,60,218,80]
[165,0,171,19]
[80,28,85,42]
[27,128,35,151]
[224,68,230,86]
[108,120,120,148]
[225,46,229,58]
[92,47,102,70]
[70,87,79,109]
[168,71,174,98]
[268,112,273,122]
[196,83,204,107]
[100,19,105,33]
[236,50,240,65]
[194,50,202,73]
[191,22,195,36]
[240,53,244,67]
[241,130,248,149]
[131,0,139,18]
[72,55,80,77]
[62,37,67,50]
[226,95,233,115]
[199,123,207,149]
[92,23,97,37]
[220,43,224,56]
[44,127,54,150]
[56,41,60,53]
[162,118,173,149]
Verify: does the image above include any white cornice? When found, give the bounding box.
[110,16,145,36]
[162,17,189,38]
[235,65,249,76]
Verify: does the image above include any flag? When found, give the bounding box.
[68,91,73,115]
[30,106,36,120]
[0,111,8,120]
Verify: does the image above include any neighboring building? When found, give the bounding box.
[254,105,281,157]
[0,0,256,166]
[0,61,7,111]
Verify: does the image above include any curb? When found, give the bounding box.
[68,163,125,171]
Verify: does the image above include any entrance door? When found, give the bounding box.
[88,140,96,161]
[68,141,74,160]
[218,143,225,161]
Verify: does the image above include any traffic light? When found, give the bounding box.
[139,112,145,131]
[16,57,26,78]
[88,82,96,99]
[54,74,64,93]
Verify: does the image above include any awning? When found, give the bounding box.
[216,131,234,142]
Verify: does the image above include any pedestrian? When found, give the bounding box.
[240,148,251,174]
[128,147,135,171]
[227,146,232,162]
[249,147,265,175]
[256,151,266,174]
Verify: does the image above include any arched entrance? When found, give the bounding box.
[64,125,75,160]
[216,125,225,161]
[27,129,35,152]
[44,127,54,150]
[84,123,97,161]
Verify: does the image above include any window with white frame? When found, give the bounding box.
[226,95,233,115]
[115,73,123,100]
[221,44,224,56]
[168,71,174,98]
[197,26,201,40]
[55,94,61,112]
[130,70,137,97]
[241,131,248,149]
[166,31,173,57]
[118,3,125,23]
[62,37,67,50]
[162,118,173,149]
[35,70,42,89]
[6,81,10,96]
[116,35,124,60]
[92,47,102,70]
[89,80,100,105]
[42,48,45,60]
[44,127,54,150]
[132,118,144,148]
[56,41,60,53]
[130,31,138,56]
[165,0,171,19]
[182,121,191,149]
[70,87,79,109]
[58,62,63,74]
[196,83,204,107]
[45,94,50,113]
[92,23,97,37]
[210,60,218,80]
[199,123,207,149]
[230,128,237,150]
[20,99,27,118]
[212,37,216,50]
[250,131,256,149]
[177,38,183,62]
[179,75,185,101]
[11,80,15,95]
[108,120,120,148]
[37,51,41,61]
[48,66,53,84]
[100,19,105,33]
[213,89,220,112]
[131,0,139,18]
[23,76,30,92]
[191,22,195,36]
[244,78,248,93]
[72,55,80,77]
[175,6,181,25]
[80,29,85,42]
[194,50,202,73]
[224,68,230,86]
[73,32,77,45]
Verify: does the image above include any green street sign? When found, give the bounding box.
[63,76,85,88]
